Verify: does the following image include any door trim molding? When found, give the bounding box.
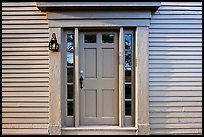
[45,3,155,134]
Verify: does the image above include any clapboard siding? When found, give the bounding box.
[149,2,202,135]
[2,2,49,135]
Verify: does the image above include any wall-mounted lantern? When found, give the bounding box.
[49,33,59,52]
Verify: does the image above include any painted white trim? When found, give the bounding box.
[74,28,79,127]
[119,27,124,127]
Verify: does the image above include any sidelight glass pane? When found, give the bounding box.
[125,84,131,99]
[85,34,96,43]
[125,50,132,67]
[125,34,132,50]
[67,101,73,116]
[102,34,115,43]
[67,34,74,51]
[125,68,131,82]
[67,85,73,99]
[125,101,131,115]
[67,68,74,83]
[67,52,74,66]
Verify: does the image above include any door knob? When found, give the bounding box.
[80,76,83,89]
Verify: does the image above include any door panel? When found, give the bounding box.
[84,48,97,78]
[79,31,118,125]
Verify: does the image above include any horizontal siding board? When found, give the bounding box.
[150,107,202,112]
[151,14,202,19]
[149,38,202,43]
[150,129,202,134]
[2,69,49,73]
[151,123,202,129]
[150,102,202,107]
[149,78,201,82]
[149,82,202,86]
[149,56,201,60]
[149,64,202,69]
[161,2,202,6]
[149,69,202,73]
[2,20,48,25]
[3,34,49,38]
[2,97,48,102]
[2,129,48,135]
[149,29,202,34]
[2,6,42,11]
[2,60,49,65]
[2,25,48,29]
[154,10,202,15]
[2,108,49,113]
[2,113,48,118]
[150,118,202,123]
[150,112,202,118]
[3,65,49,69]
[2,102,49,107]
[149,59,201,63]
[2,92,49,97]
[2,118,48,124]
[2,15,47,20]
[2,124,48,129]
[149,87,201,91]
[149,72,202,77]
[158,6,202,11]
[2,29,49,34]
[2,43,48,47]
[2,83,49,87]
[2,78,49,82]
[149,34,202,38]
[149,91,202,97]
[150,20,202,24]
[2,11,46,15]
[2,56,49,60]
[2,2,37,6]
[2,38,49,43]
[2,87,49,91]
[149,24,202,29]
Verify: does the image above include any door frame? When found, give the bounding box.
[40,4,160,134]
[48,26,149,135]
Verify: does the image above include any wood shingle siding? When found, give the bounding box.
[2,2,49,135]
[149,2,202,135]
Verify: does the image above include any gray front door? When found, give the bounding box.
[79,31,119,125]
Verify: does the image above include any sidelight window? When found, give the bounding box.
[124,31,134,127]
[66,34,74,117]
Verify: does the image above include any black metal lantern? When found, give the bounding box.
[49,33,59,52]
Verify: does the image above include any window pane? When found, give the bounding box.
[67,85,73,99]
[125,101,131,115]
[67,34,74,51]
[125,50,132,67]
[125,84,131,99]
[85,34,96,43]
[125,34,132,50]
[67,101,73,116]
[102,34,114,43]
[67,68,74,83]
[67,52,74,66]
[125,68,131,82]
